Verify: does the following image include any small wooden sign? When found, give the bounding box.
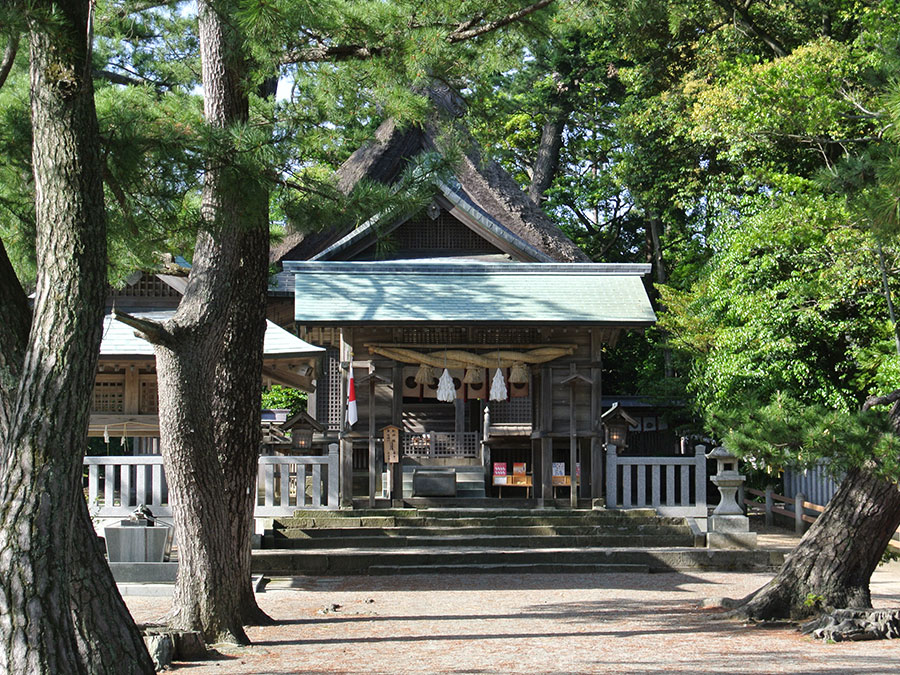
[383,425,400,464]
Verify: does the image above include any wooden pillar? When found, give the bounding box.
[339,328,353,508]
[124,364,139,415]
[540,365,554,504]
[392,363,403,503]
[568,369,578,510]
[367,366,376,509]
[590,328,604,502]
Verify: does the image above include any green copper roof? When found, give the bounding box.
[285,261,657,325]
[101,309,324,359]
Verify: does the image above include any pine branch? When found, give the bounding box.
[283,0,556,65]
[0,34,18,90]
[112,309,173,347]
[713,0,787,58]
[282,44,385,64]
[863,389,900,412]
[447,0,554,43]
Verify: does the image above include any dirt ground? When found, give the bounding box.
[124,560,900,674]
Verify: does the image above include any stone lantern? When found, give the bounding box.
[706,445,757,549]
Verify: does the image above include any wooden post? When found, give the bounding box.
[124,364,139,415]
[568,365,578,509]
[391,364,403,504]
[368,365,376,509]
[339,328,353,508]
[795,492,807,534]
[541,437,553,503]
[764,486,774,526]
[590,328,603,502]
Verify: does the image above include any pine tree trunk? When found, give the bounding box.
[151,0,271,643]
[69,498,156,674]
[0,3,146,672]
[732,466,900,620]
[528,111,567,205]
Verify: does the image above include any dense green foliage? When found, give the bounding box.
[469,0,900,473]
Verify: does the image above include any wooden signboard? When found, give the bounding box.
[383,425,400,464]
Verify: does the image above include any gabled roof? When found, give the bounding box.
[100,309,324,359]
[284,261,656,326]
[270,89,589,265]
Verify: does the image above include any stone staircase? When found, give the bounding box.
[253,508,782,576]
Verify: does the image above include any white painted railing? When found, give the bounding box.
[85,455,170,518]
[255,447,339,514]
[84,445,339,519]
[606,444,707,517]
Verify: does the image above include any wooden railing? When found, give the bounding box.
[605,444,707,517]
[402,431,480,458]
[84,445,339,519]
[742,486,825,534]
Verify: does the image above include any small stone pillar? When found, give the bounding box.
[706,446,757,549]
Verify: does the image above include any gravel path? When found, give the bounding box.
[125,561,900,674]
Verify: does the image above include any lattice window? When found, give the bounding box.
[470,327,540,344]
[393,210,496,252]
[402,432,479,458]
[393,327,467,344]
[93,379,124,412]
[315,348,342,431]
[109,275,181,301]
[139,379,158,414]
[489,395,532,424]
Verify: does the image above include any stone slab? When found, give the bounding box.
[709,515,751,533]
[707,531,758,550]
[109,562,179,583]
[412,470,457,497]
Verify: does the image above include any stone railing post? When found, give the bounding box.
[605,445,618,508]
[795,491,807,534]
[764,487,774,527]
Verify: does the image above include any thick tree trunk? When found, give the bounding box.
[732,466,900,620]
[147,0,271,643]
[70,498,156,674]
[0,3,149,672]
[528,111,567,205]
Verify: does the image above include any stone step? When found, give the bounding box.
[277,512,681,530]
[261,533,695,549]
[251,546,783,576]
[368,562,652,575]
[268,524,693,539]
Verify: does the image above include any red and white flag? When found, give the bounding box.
[346,367,358,427]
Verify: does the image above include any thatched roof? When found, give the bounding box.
[271,89,588,264]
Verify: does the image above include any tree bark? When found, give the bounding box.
[731,466,900,620]
[150,0,271,644]
[528,111,567,205]
[69,497,156,674]
[0,2,149,672]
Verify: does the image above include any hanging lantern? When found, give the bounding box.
[489,368,507,401]
[463,366,484,384]
[414,363,435,385]
[436,368,456,402]
[103,425,110,445]
[508,362,528,384]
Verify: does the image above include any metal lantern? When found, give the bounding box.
[292,428,314,450]
[601,402,638,449]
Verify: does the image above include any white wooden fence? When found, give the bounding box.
[605,444,708,517]
[84,445,339,519]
